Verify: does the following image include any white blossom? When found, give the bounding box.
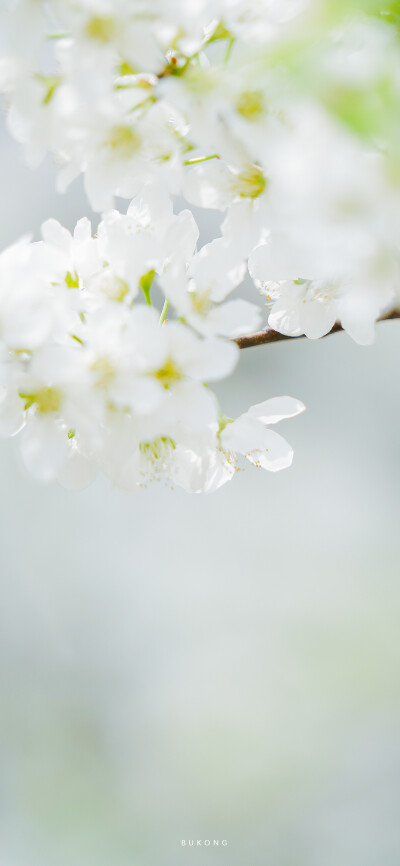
[159,237,262,338]
[220,396,305,472]
[0,211,301,492]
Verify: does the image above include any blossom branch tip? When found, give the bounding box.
[234,310,400,350]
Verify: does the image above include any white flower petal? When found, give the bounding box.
[185,337,239,381]
[163,209,199,261]
[246,396,306,425]
[246,430,294,472]
[190,239,246,302]
[268,299,303,337]
[222,200,267,257]
[167,381,219,432]
[170,445,234,494]
[73,217,92,243]
[0,391,25,438]
[221,415,270,455]
[338,297,377,346]
[249,239,311,283]
[19,418,69,483]
[41,218,72,253]
[206,299,263,338]
[300,300,337,339]
[57,449,97,491]
[183,161,234,210]
[221,417,294,472]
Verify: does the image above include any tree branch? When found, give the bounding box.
[234,309,400,349]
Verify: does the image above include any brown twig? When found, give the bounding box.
[234,309,400,349]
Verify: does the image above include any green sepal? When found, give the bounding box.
[140,269,155,306]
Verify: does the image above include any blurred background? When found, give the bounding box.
[0,127,400,866]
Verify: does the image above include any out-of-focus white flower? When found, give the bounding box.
[249,233,399,344]
[184,159,270,257]
[52,95,186,211]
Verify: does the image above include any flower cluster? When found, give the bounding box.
[1,0,399,342]
[0,190,304,491]
[0,0,399,490]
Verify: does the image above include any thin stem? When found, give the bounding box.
[234,309,400,349]
[47,32,69,40]
[224,36,235,64]
[184,153,220,166]
[159,299,169,325]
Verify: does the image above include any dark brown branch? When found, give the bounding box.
[234,309,400,349]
